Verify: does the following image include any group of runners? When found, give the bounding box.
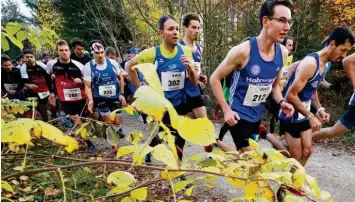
[2,0,355,167]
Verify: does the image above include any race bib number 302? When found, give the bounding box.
[161,71,185,91]
[99,85,116,97]
[243,84,272,106]
[63,88,82,101]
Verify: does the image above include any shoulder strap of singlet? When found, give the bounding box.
[179,40,185,46]
[307,53,320,82]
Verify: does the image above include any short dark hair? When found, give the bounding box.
[259,0,293,29]
[182,13,200,28]
[105,46,116,56]
[22,49,34,56]
[56,40,69,50]
[282,36,293,46]
[1,54,11,65]
[140,45,149,52]
[158,14,176,30]
[70,38,85,49]
[325,26,355,47]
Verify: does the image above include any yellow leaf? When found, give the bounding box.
[36,121,79,153]
[284,195,303,202]
[134,63,164,96]
[2,119,5,127]
[126,130,144,145]
[255,198,269,202]
[226,177,245,189]
[320,190,333,202]
[260,186,274,201]
[292,167,306,189]
[8,143,20,152]
[229,196,255,201]
[306,175,320,199]
[1,180,14,193]
[1,119,35,145]
[201,166,220,173]
[173,179,196,192]
[123,105,135,115]
[109,185,130,194]
[75,123,88,136]
[160,170,186,180]
[185,184,214,196]
[178,200,191,202]
[152,144,179,169]
[244,181,259,198]
[107,171,136,186]
[133,145,154,165]
[130,187,148,200]
[248,138,260,150]
[121,196,136,202]
[171,115,216,146]
[33,125,42,138]
[116,145,137,159]
[132,86,172,121]
[160,123,179,161]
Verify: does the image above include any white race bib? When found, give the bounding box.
[297,101,311,120]
[63,88,82,101]
[4,83,18,91]
[99,85,116,97]
[243,84,272,106]
[38,91,50,99]
[161,72,185,91]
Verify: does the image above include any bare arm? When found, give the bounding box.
[118,74,124,94]
[343,53,355,92]
[84,80,93,102]
[311,90,321,110]
[272,46,289,104]
[126,57,141,88]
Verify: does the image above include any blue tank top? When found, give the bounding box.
[155,45,186,106]
[179,40,201,97]
[280,53,323,122]
[229,37,283,122]
[90,58,119,99]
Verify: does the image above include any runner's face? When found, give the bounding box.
[57,45,71,61]
[160,19,179,46]
[286,39,294,53]
[24,54,35,66]
[107,52,117,60]
[265,5,291,43]
[185,20,200,40]
[94,51,105,64]
[2,60,12,72]
[328,40,352,62]
[74,45,85,57]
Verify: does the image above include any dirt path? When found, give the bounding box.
[95,115,355,201]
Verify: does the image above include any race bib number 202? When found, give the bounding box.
[243,84,272,107]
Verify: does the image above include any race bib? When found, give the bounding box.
[297,101,311,120]
[38,91,50,99]
[63,88,82,101]
[161,72,185,91]
[4,83,18,91]
[243,84,272,106]
[99,85,116,97]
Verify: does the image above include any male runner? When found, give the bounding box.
[210,0,294,152]
[70,38,92,65]
[279,26,354,165]
[83,42,126,138]
[20,49,56,121]
[1,55,25,99]
[126,14,198,161]
[312,52,355,141]
[180,13,211,152]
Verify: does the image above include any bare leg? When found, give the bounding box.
[312,121,349,141]
[284,132,302,163]
[299,129,313,166]
[215,140,236,152]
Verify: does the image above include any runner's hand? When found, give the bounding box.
[199,75,208,84]
[180,55,193,72]
[88,100,94,114]
[8,90,16,95]
[74,78,83,84]
[280,101,294,118]
[27,84,38,90]
[51,74,56,79]
[309,115,322,132]
[318,111,330,123]
[48,93,56,107]
[119,95,127,107]
[224,108,240,126]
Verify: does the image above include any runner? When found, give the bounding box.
[15,54,25,69]
[278,26,354,165]
[42,53,51,65]
[180,13,212,152]
[46,40,87,126]
[83,42,127,139]
[20,49,56,121]
[210,0,294,153]
[313,52,355,141]
[126,14,198,161]
[1,54,25,100]
[70,38,92,65]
